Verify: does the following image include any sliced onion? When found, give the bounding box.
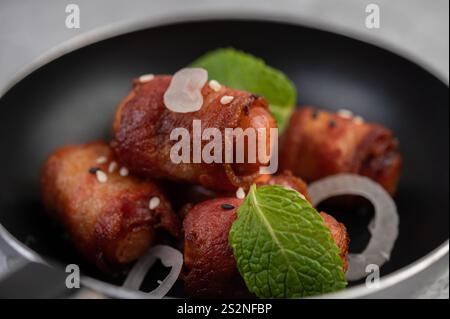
[84,245,183,299]
[308,174,399,281]
[163,68,208,113]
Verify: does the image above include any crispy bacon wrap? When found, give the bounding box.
[280,107,402,195]
[183,174,348,298]
[40,141,181,271]
[112,75,276,191]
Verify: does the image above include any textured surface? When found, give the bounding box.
[191,48,297,131]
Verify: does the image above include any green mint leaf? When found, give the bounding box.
[190,48,296,132]
[229,185,347,298]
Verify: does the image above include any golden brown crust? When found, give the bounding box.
[182,198,251,298]
[40,141,181,271]
[182,197,349,298]
[112,75,275,191]
[280,107,402,195]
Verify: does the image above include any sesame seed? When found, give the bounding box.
[139,74,155,83]
[108,161,118,173]
[328,120,337,128]
[96,170,108,183]
[96,156,108,164]
[354,115,365,124]
[88,167,100,174]
[220,95,234,105]
[236,187,246,199]
[149,197,160,210]
[337,109,353,119]
[221,203,235,210]
[208,80,221,92]
[119,167,129,176]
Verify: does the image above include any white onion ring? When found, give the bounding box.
[84,245,183,299]
[308,174,399,281]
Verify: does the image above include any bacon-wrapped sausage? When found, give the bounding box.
[280,107,402,195]
[40,141,181,271]
[183,197,349,298]
[172,170,308,209]
[112,75,277,191]
[258,174,348,272]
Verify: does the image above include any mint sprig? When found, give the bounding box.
[190,48,297,132]
[229,185,347,298]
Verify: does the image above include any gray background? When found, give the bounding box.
[0,0,448,298]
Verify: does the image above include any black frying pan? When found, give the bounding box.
[0,19,448,297]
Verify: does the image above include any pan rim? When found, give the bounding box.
[0,13,448,298]
[1,11,448,98]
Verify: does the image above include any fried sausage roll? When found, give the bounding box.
[183,198,349,298]
[40,141,181,271]
[280,107,402,195]
[112,75,277,191]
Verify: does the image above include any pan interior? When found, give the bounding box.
[0,20,448,292]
